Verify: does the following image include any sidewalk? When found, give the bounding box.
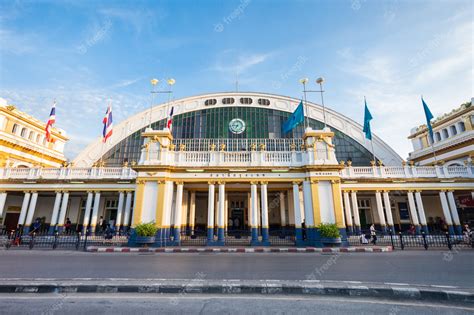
[0,279,472,304]
[86,246,394,253]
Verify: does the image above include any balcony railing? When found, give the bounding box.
[0,167,136,181]
[0,163,471,182]
[340,164,473,179]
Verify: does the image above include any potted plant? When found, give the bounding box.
[134,222,157,246]
[318,223,342,247]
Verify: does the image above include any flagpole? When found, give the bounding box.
[299,78,309,131]
[370,139,376,163]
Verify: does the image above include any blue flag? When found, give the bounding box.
[422,97,434,140]
[363,99,373,140]
[282,101,304,134]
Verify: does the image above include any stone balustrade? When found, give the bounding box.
[0,167,136,181]
[0,161,471,181]
[340,164,473,179]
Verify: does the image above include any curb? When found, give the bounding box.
[0,280,471,304]
[86,246,394,253]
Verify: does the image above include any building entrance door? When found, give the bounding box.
[4,212,20,232]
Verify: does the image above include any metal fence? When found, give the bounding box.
[348,232,473,250]
[2,230,472,250]
[1,231,128,250]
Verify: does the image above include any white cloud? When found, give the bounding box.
[213,51,273,74]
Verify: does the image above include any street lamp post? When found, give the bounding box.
[299,77,328,130]
[147,78,176,131]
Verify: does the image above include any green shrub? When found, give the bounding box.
[135,222,157,237]
[318,223,340,238]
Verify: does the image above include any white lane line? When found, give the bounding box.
[384,282,409,286]
[431,285,457,289]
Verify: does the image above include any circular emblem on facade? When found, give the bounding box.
[229,118,246,134]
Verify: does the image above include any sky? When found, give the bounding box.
[0,0,472,160]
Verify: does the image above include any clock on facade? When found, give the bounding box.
[229,118,246,134]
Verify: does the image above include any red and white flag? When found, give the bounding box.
[102,104,113,143]
[167,106,174,130]
[45,101,56,142]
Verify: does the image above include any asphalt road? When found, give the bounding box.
[0,294,472,314]
[0,250,472,288]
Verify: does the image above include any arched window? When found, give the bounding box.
[450,125,457,136]
[240,97,253,105]
[20,128,27,137]
[204,99,217,106]
[12,124,18,134]
[28,131,35,140]
[222,98,235,105]
[458,121,466,132]
[435,132,441,142]
[36,134,41,143]
[43,137,47,145]
[442,129,449,139]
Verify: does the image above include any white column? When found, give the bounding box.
[0,192,7,218]
[382,191,394,227]
[82,191,94,228]
[163,181,175,229]
[288,189,295,226]
[90,191,101,232]
[350,191,361,228]
[181,190,189,227]
[189,191,196,231]
[25,192,39,227]
[343,191,353,227]
[257,191,261,228]
[250,182,258,229]
[446,191,461,226]
[224,193,228,230]
[439,191,453,225]
[123,192,133,227]
[18,192,31,226]
[414,191,428,226]
[260,182,269,228]
[115,191,125,228]
[292,182,302,227]
[174,182,184,229]
[218,183,225,229]
[302,181,314,228]
[217,182,225,242]
[207,183,215,231]
[57,191,70,227]
[50,191,62,226]
[375,191,387,228]
[407,191,420,225]
[279,192,287,227]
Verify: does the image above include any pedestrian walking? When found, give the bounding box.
[64,217,72,234]
[370,224,377,245]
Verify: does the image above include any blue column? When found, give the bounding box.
[251,227,259,245]
[173,227,181,243]
[207,228,214,242]
[261,227,269,243]
[217,227,225,243]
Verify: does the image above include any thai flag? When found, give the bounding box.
[167,106,174,130]
[102,104,113,143]
[45,101,56,142]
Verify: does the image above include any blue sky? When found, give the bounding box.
[0,0,472,159]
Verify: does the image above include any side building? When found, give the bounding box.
[408,99,473,167]
[0,97,68,168]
